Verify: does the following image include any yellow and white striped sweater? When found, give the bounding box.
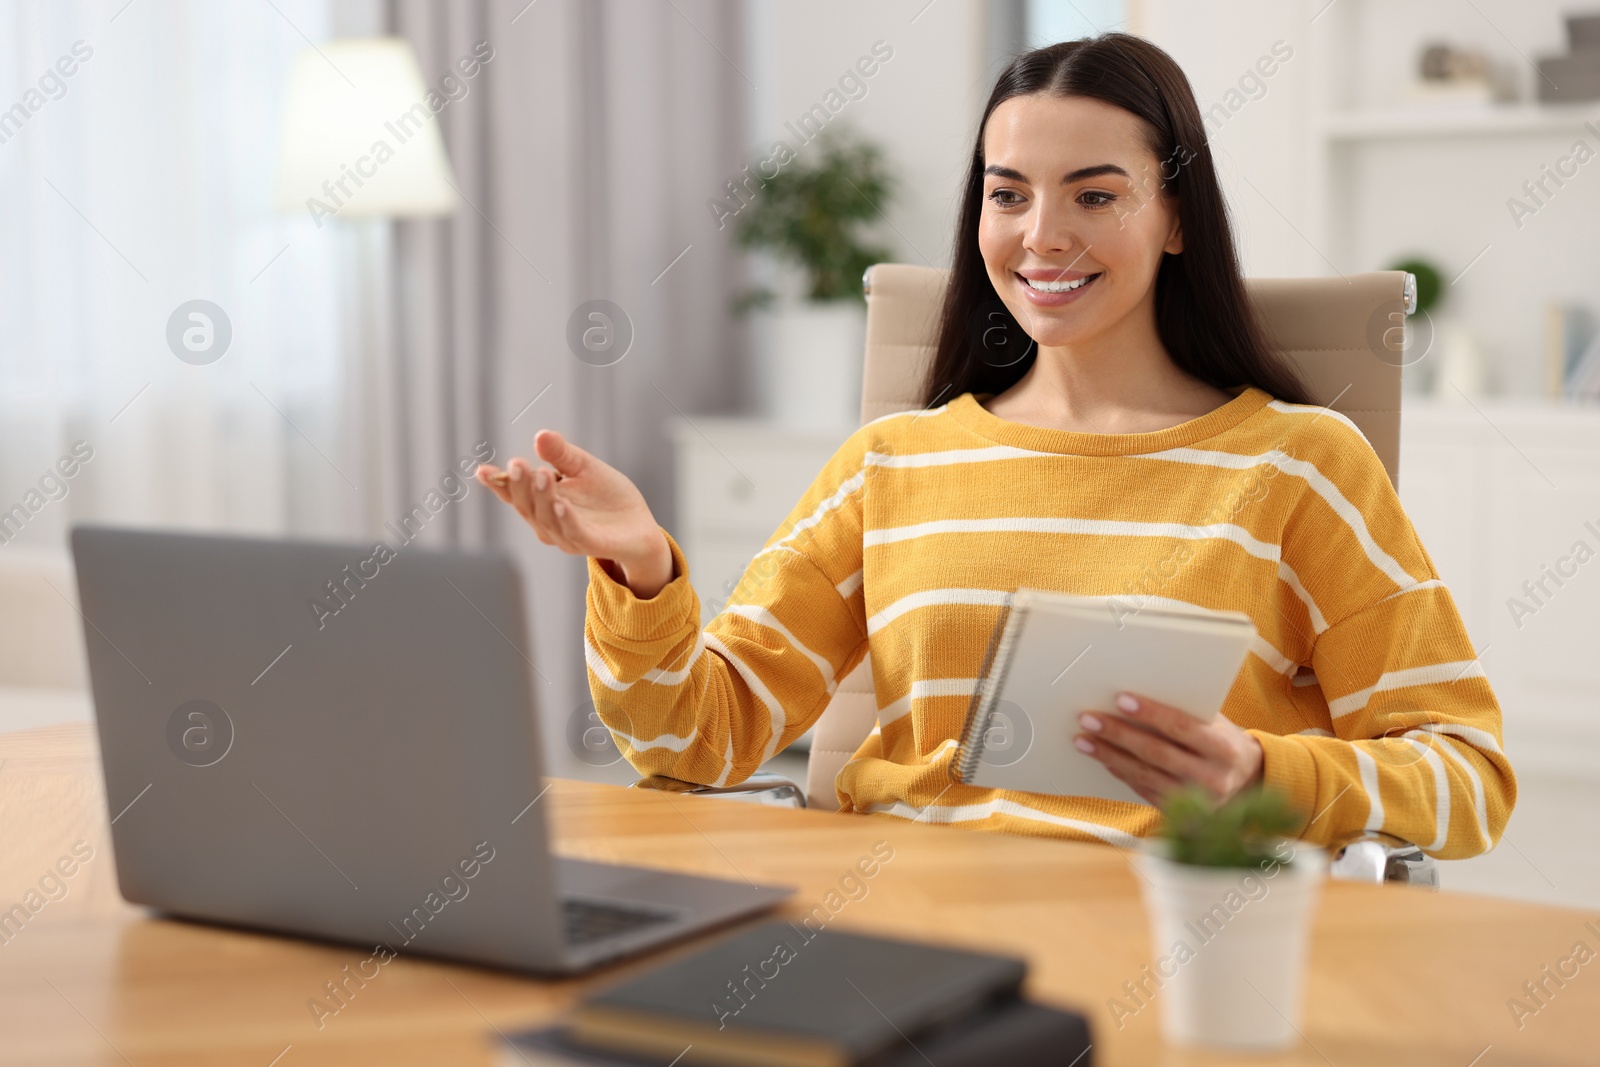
[585,387,1515,858]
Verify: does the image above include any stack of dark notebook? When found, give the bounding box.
[500,921,1092,1066]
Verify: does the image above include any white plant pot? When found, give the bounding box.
[756,300,866,428]
[1131,842,1328,1050]
[1431,319,1489,400]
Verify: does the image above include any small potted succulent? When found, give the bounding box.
[1130,785,1327,1050]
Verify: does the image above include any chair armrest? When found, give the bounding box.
[630,773,806,808]
[1330,834,1439,888]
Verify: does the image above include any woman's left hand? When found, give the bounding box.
[1074,692,1263,805]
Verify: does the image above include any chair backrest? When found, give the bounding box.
[803,264,1412,808]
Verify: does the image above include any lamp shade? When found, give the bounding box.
[273,38,458,220]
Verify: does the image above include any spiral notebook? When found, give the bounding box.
[951,589,1257,806]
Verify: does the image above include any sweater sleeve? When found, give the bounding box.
[1251,419,1516,860]
[584,434,872,786]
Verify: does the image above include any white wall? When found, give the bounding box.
[743,0,989,274]
[1141,0,1320,279]
[1026,0,1127,46]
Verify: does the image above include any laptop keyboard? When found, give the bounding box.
[561,898,675,946]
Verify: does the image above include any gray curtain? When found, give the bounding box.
[383,0,750,776]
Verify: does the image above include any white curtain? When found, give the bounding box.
[386,0,751,777]
[0,0,363,547]
[0,0,751,778]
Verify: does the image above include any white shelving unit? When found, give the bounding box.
[1145,0,1597,398]
[1321,104,1600,140]
[1301,0,1600,399]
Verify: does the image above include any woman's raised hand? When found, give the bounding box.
[476,430,675,599]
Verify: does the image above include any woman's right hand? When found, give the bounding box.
[475,430,676,599]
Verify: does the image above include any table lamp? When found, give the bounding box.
[269,38,460,542]
[273,37,458,222]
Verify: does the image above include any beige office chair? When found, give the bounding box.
[639,264,1435,887]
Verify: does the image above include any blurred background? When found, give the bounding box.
[2,0,1598,907]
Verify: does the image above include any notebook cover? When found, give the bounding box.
[504,998,1092,1067]
[954,589,1255,805]
[567,921,1026,1067]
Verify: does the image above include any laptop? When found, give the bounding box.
[69,525,791,974]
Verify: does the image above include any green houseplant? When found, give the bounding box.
[734,129,895,309]
[1388,256,1442,319]
[1157,783,1300,868]
[1385,253,1490,397]
[1129,785,1326,1051]
[732,128,895,427]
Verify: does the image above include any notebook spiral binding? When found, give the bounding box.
[952,594,1025,785]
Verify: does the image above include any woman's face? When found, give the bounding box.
[978,93,1182,349]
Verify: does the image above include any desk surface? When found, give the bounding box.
[1,723,1594,1066]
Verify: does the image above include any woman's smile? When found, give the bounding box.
[1015,268,1102,307]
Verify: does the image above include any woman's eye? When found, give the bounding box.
[1079,191,1117,208]
[986,189,1023,207]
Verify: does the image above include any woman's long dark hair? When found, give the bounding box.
[923,34,1311,407]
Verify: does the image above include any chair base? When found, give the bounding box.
[630,773,806,808]
[1331,836,1440,888]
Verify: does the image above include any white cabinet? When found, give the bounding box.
[667,418,854,626]
[1399,399,1600,776]
[668,418,855,759]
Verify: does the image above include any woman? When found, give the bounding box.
[477,35,1513,858]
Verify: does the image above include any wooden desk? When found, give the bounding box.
[1,723,1594,1066]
